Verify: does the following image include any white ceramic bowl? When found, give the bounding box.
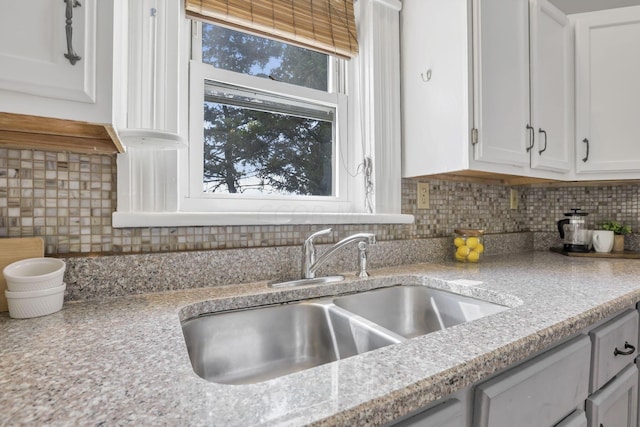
[5,283,66,319]
[3,257,66,291]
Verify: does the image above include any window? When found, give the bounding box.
[187,22,355,213]
[199,25,334,197]
[112,0,410,227]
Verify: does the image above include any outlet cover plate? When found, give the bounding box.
[417,182,430,209]
[510,189,518,210]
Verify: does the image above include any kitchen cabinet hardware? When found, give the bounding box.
[63,0,82,65]
[420,69,432,82]
[613,341,635,356]
[526,124,535,152]
[582,138,589,162]
[538,128,547,154]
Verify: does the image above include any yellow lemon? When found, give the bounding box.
[466,237,479,249]
[475,243,484,254]
[467,250,480,262]
[455,253,467,261]
[456,246,471,258]
[454,237,465,248]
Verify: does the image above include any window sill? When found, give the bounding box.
[112,212,414,228]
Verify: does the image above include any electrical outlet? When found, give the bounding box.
[510,189,518,210]
[417,182,430,209]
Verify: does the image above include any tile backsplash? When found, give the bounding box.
[1,147,639,255]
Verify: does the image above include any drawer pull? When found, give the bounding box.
[613,341,636,356]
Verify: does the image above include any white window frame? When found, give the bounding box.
[112,0,411,227]
[186,25,355,214]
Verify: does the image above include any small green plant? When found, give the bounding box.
[601,221,632,235]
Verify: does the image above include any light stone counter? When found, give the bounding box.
[2,252,640,426]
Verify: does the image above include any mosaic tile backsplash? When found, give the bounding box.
[0,147,639,255]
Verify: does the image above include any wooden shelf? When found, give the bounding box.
[0,112,124,155]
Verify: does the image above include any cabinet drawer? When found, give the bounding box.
[474,335,591,427]
[589,309,638,393]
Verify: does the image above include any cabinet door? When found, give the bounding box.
[400,0,471,178]
[529,0,573,174]
[0,0,96,103]
[473,0,530,168]
[586,364,638,427]
[0,0,113,124]
[474,335,591,427]
[575,6,640,174]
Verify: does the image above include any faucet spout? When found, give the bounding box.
[306,232,376,279]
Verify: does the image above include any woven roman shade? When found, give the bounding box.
[185,0,358,59]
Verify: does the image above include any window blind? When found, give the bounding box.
[185,0,358,59]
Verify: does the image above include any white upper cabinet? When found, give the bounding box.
[0,0,113,124]
[573,5,640,176]
[400,0,472,177]
[401,0,573,180]
[530,0,574,173]
[473,0,531,169]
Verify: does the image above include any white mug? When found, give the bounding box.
[592,230,614,253]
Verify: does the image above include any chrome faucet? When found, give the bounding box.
[301,228,376,279]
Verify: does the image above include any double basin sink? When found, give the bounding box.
[181,285,509,385]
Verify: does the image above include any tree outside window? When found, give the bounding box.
[201,24,335,196]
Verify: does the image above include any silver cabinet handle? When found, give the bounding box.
[526,125,534,152]
[538,128,547,155]
[582,138,589,162]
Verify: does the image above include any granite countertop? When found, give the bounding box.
[2,252,640,426]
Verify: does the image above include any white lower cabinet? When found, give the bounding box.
[473,335,591,427]
[586,364,638,427]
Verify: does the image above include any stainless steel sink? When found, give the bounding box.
[333,286,509,338]
[181,301,403,385]
[181,285,509,384]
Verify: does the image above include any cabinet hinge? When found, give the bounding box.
[471,128,478,145]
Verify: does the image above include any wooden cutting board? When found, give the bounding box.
[550,247,640,259]
[0,237,45,312]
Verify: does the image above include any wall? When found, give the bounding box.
[1,147,639,255]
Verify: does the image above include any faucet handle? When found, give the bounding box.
[304,228,332,245]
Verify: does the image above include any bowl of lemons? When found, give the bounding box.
[454,228,484,263]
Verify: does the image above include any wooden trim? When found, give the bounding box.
[411,170,640,188]
[0,112,124,155]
